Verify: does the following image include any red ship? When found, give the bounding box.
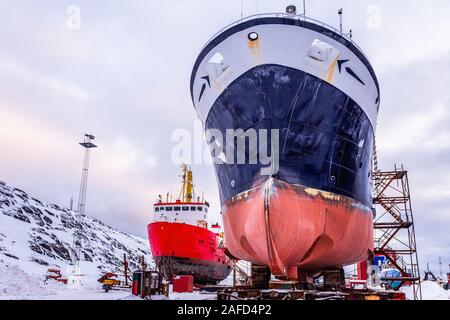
[147,165,231,284]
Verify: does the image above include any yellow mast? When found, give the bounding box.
[180,164,194,203]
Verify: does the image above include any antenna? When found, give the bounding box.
[439,257,443,278]
[69,195,74,211]
[241,0,243,19]
[338,8,343,33]
[72,133,97,272]
[303,0,306,16]
[338,8,353,38]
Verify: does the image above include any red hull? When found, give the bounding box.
[222,178,374,279]
[147,222,230,283]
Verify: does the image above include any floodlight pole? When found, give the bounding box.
[73,134,97,271]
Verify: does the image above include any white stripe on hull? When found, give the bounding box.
[192,20,379,131]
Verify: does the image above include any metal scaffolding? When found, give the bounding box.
[372,164,422,300]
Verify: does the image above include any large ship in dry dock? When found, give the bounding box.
[148,165,231,284]
[190,7,379,279]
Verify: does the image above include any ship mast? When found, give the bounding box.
[180,164,194,203]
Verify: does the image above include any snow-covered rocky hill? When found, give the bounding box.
[0,181,152,291]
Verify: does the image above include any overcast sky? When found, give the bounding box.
[0,0,449,275]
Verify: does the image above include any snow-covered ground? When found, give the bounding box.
[1,256,449,300]
[0,259,129,300]
[401,281,450,300]
[39,288,136,301]
[0,259,216,300]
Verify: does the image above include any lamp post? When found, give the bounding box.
[72,134,97,273]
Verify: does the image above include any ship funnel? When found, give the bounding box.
[286,5,297,15]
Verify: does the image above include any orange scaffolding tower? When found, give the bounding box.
[372,164,422,300]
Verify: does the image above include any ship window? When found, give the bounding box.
[166,207,173,211]
[205,207,208,213]
[197,207,203,211]
[204,215,206,219]
[159,207,164,211]
[155,207,159,212]
[174,206,181,211]
[190,206,196,211]
[182,206,189,211]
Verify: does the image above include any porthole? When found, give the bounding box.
[248,32,258,41]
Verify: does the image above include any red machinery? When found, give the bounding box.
[45,269,67,285]
[172,275,194,293]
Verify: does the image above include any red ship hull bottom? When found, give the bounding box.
[148,222,231,284]
[223,178,374,279]
[154,256,231,284]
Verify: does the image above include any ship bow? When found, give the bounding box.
[223,178,374,279]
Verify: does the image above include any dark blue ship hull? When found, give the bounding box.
[205,64,374,207]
